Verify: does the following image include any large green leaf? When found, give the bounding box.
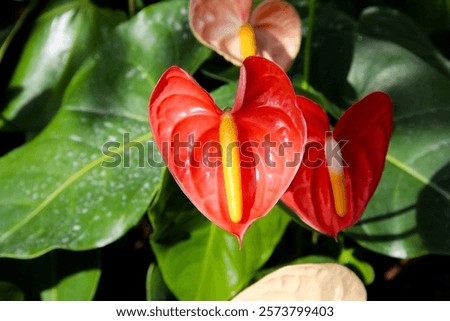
[149,170,291,300]
[0,250,100,300]
[0,0,211,258]
[109,1,210,84]
[358,7,450,79]
[345,37,450,258]
[0,0,126,132]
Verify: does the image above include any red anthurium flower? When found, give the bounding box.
[282,92,393,238]
[149,57,306,242]
[189,0,301,71]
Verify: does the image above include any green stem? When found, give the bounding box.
[128,0,136,17]
[0,0,39,64]
[311,231,319,244]
[301,0,317,91]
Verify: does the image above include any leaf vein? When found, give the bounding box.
[386,154,450,200]
[0,132,152,243]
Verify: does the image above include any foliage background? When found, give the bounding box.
[0,0,449,300]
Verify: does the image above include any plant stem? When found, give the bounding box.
[301,0,317,91]
[0,0,39,64]
[128,0,136,17]
[311,231,319,244]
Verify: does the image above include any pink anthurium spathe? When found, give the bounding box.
[149,57,307,242]
[189,0,301,71]
[282,92,393,238]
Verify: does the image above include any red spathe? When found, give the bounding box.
[282,92,393,238]
[149,56,306,242]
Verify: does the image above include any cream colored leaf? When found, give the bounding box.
[232,263,367,301]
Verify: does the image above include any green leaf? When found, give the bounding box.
[345,37,450,258]
[149,170,291,300]
[39,251,100,300]
[0,250,100,300]
[0,281,24,301]
[146,263,175,301]
[358,7,450,79]
[109,2,210,83]
[0,0,211,258]
[291,255,336,264]
[207,81,238,109]
[393,0,450,35]
[1,0,126,133]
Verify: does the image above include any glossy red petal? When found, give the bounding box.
[281,96,340,236]
[231,57,307,240]
[149,67,230,234]
[189,0,252,66]
[149,58,307,242]
[296,95,330,143]
[333,91,393,225]
[250,0,301,71]
[282,93,393,237]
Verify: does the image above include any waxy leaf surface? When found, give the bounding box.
[0,0,210,258]
[146,263,175,301]
[0,0,126,132]
[345,37,450,257]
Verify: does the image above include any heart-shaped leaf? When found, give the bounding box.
[345,37,450,258]
[0,0,211,258]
